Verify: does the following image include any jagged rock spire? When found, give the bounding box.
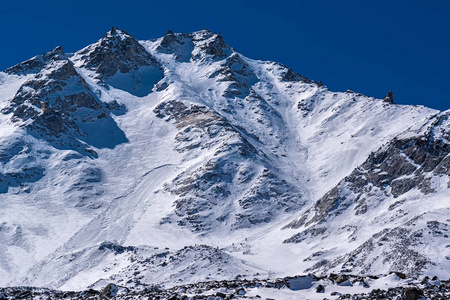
[159,30,180,48]
[384,91,394,103]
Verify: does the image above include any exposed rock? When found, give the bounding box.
[101,283,118,298]
[335,274,349,284]
[283,226,327,243]
[384,91,394,103]
[280,66,313,83]
[72,27,161,77]
[4,53,127,153]
[154,100,303,231]
[403,287,424,300]
[191,29,232,60]
[392,271,407,279]
[306,226,432,277]
[209,53,258,97]
[4,46,65,75]
[0,274,448,299]
[286,117,450,233]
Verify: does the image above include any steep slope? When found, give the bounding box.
[0,28,447,291]
[283,112,450,277]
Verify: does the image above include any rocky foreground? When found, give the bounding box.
[1,274,448,299]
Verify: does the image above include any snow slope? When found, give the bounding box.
[0,28,448,291]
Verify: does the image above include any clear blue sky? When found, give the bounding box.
[1,0,449,110]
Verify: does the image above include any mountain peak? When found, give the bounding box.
[190,29,222,43]
[190,29,232,60]
[159,30,182,48]
[50,45,65,56]
[71,27,160,77]
[105,26,132,40]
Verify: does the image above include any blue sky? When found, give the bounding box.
[1,0,449,110]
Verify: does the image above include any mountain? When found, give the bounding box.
[0,28,448,292]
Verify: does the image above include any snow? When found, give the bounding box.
[0,28,448,293]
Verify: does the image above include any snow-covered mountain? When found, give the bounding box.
[0,28,448,291]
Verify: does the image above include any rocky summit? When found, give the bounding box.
[0,28,448,299]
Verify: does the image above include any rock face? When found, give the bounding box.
[294,115,450,227]
[384,90,394,103]
[72,27,160,77]
[4,46,65,75]
[191,29,232,60]
[283,112,450,276]
[154,100,303,231]
[72,27,164,96]
[3,48,127,153]
[0,28,448,292]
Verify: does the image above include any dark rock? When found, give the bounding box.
[98,242,135,254]
[160,30,179,48]
[191,30,232,60]
[316,284,325,293]
[403,287,424,300]
[295,120,450,234]
[392,271,406,279]
[335,274,349,284]
[420,276,430,285]
[384,91,394,103]
[278,65,312,83]
[74,27,161,77]
[4,46,65,75]
[101,283,119,298]
[215,292,226,298]
[283,226,327,243]
[4,53,128,153]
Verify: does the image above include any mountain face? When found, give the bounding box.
[0,28,448,291]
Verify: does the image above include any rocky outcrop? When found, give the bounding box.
[285,113,450,230]
[306,226,433,276]
[156,29,233,63]
[209,53,258,97]
[72,27,161,77]
[282,112,450,276]
[156,30,194,62]
[384,91,394,103]
[191,29,233,61]
[279,64,314,84]
[154,100,303,231]
[3,51,127,153]
[71,27,164,96]
[4,46,65,75]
